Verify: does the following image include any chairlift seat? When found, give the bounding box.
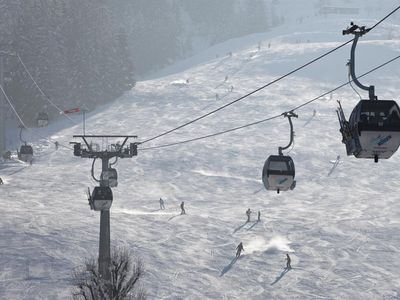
[20,145,33,155]
[101,168,118,187]
[91,186,113,211]
[262,155,296,192]
[37,112,49,127]
[349,100,400,159]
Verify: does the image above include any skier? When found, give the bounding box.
[215,93,219,100]
[55,141,59,150]
[236,242,244,258]
[180,201,186,215]
[0,177,3,185]
[224,75,229,82]
[257,211,261,221]
[159,198,165,210]
[246,208,252,222]
[286,253,291,269]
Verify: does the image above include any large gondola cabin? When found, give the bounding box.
[346,100,400,162]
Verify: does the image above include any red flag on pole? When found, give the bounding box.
[63,107,81,114]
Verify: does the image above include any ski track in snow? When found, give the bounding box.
[2,1,400,298]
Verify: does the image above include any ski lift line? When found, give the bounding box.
[140,115,282,151]
[291,53,400,111]
[139,54,400,151]
[368,4,400,32]
[0,85,28,129]
[140,5,400,146]
[16,54,75,123]
[0,85,73,151]
[139,38,355,146]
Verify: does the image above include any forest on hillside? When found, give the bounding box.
[0,0,282,126]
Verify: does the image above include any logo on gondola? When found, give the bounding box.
[372,135,392,146]
[277,178,288,185]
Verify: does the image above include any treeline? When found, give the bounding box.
[0,0,281,126]
[0,0,135,125]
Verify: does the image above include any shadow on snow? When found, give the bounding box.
[271,267,291,285]
[220,256,240,277]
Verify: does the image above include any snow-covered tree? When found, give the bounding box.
[72,247,145,300]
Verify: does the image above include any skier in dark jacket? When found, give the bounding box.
[236,242,244,258]
[246,208,252,222]
[286,253,291,269]
[180,201,186,215]
[159,198,165,210]
[0,177,3,185]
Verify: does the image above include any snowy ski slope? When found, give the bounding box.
[1,1,400,299]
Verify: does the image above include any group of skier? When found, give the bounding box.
[157,198,292,268]
[159,197,186,215]
[235,241,291,268]
[245,208,261,223]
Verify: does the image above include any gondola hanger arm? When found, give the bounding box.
[279,111,298,156]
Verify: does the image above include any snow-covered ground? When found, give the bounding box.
[1,1,400,299]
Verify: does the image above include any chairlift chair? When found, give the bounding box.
[37,112,49,127]
[262,111,297,193]
[89,186,113,211]
[337,23,400,162]
[18,144,33,163]
[101,168,118,187]
[262,155,296,193]
[346,100,400,161]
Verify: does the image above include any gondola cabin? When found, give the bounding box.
[37,112,49,127]
[262,155,296,193]
[348,100,400,161]
[101,168,118,187]
[90,186,113,211]
[18,144,33,163]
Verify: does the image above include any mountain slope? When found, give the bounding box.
[1,4,400,299]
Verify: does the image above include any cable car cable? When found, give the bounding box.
[0,85,73,151]
[139,5,400,146]
[367,4,400,32]
[140,54,400,151]
[16,54,75,123]
[17,54,96,138]
[139,38,354,145]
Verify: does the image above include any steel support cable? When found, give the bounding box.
[16,54,75,122]
[18,55,96,138]
[0,84,73,151]
[139,4,400,146]
[140,54,400,151]
[140,39,354,145]
[368,4,400,31]
[0,85,28,129]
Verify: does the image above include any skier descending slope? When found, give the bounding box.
[159,198,165,210]
[180,201,186,215]
[236,242,244,258]
[246,208,252,222]
[286,254,291,269]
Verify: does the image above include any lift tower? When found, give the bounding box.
[71,135,138,281]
